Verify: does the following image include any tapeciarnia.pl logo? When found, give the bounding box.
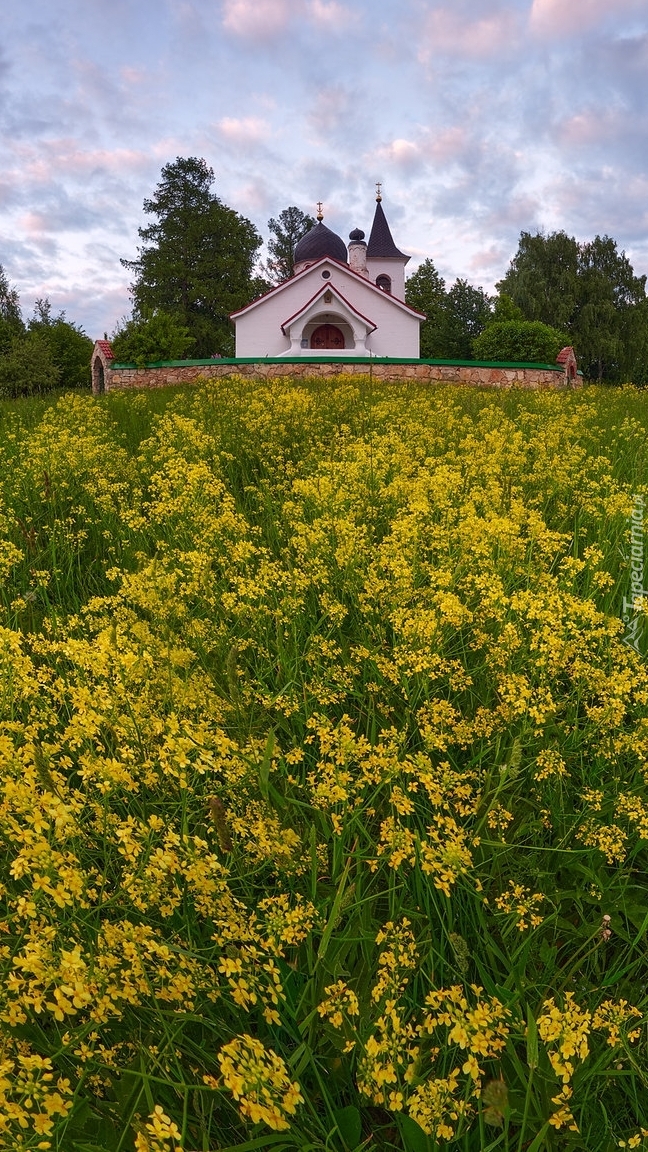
[621,494,646,654]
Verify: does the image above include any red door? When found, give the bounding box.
[310,324,345,349]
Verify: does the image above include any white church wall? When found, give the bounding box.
[234,259,421,358]
[365,258,406,301]
[234,294,292,357]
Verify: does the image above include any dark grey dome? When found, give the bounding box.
[349,228,365,242]
[294,221,347,266]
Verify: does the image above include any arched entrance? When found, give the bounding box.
[92,357,105,394]
[310,324,345,350]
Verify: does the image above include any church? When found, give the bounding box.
[230,191,425,358]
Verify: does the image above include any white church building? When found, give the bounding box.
[231,193,425,358]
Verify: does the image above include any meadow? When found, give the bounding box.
[0,376,647,1152]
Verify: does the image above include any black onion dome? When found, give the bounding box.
[349,228,365,242]
[294,221,347,265]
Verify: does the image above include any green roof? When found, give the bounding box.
[110,356,566,372]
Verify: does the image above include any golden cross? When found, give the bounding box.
[316,201,323,220]
[376,182,382,201]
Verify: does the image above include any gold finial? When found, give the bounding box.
[376,182,382,202]
[316,201,324,221]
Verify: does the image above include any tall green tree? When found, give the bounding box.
[0,265,24,356]
[405,259,448,357]
[406,263,491,359]
[497,230,648,382]
[28,299,93,388]
[122,157,262,357]
[497,230,580,332]
[576,236,647,382]
[443,279,492,359]
[265,207,316,282]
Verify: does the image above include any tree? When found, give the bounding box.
[28,299,93,389]
[265,207,316,282]
[122,157,262,357]
[496,230,648,382]
[111,310,194,367]
[624,299,648,386]
[405,259,448,357]
[406,263,492,359]
[497,230,580,332]
[443,279,492,359]
[491,294,524,323]
[473,319,569,363]
[0,265,24,356]
[575,236,647,382]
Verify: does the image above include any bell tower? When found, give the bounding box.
[365,186,410,300]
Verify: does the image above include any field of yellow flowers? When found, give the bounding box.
[0,376,647,1152]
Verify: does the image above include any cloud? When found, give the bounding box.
[530,0,646,36]
[418,6,521,61]
[221,0,356,38]
[555,107,623,149]
[221,0,300,38]
[376,138,421,168]
[307,85,356,137]
[308,0,356,27]
[216,117,270,143]
[370,126,474,182]
[468,243,512,280]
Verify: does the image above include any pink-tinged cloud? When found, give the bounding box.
[376,138,420,167]
[307,85,355,136]
[373,127,469,171]
[222,0,301,37]
[8,140,152,184]
[20,212,51,236]
[428,127,470,163]
[217,117,270,143]
[231,178,273,215]
[221,0,352,36]
[119,66,148,86]
[555,108,622,147]
[530,0,645,36]
[308,0,357,27]
[468,244,511,277]
[418,7,520,61]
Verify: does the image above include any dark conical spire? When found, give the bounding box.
[366,199,409,261]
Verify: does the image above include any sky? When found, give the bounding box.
[1,0,647,338]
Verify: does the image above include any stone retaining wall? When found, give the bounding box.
[99,359,577,392]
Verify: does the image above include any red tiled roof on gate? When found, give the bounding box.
[556,346,575,364]
[95,340,115,359]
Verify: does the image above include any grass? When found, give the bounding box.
[0,376,646,1151]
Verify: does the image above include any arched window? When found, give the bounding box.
[376,274,391,293]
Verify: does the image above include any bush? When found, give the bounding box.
[0,332,60,397]
[473,319,568,363]
[111,309,195,367]
[28,301,93,388]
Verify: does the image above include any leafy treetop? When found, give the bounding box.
[121,157,262,357]
[265,207,316,283]
[498,230,648,383]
